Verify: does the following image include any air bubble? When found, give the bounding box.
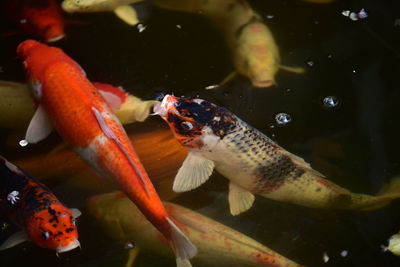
[307,61,314,67]
[340,250,348,257]
[323,96,340,108]
[137,24,147,33]
[275,113,292,125]
[124,243,134,250]
[19,140,28,147]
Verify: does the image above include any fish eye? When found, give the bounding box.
[42,232,50,240]
[72,220,77,226]
[181,122,193,130]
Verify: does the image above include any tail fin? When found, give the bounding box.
[166,217,197,267]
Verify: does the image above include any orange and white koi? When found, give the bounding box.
[17,40,196,266]
[155,95,400,215]
[153,0,304,87]
[5,0,66,42]
[0,156,80,253]
[88,191,304,267]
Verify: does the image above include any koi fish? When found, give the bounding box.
[154,95,400,215]
[152,0,304,87]
[16,128,187,200]
[4,0,65,43]
[17,40,196,265]
[0,80,157,129]
[0,156,80,253]
[88,191,304,267]
[62,0,144,26]
[383,231,400,256]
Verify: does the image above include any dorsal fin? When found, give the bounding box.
[91,107,150,197]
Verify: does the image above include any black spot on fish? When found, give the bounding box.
[171,97,237,139]
[316,187,322,192]
[65,228,74,233]
[255,155,304,193]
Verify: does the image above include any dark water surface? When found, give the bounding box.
[1,0,400,266]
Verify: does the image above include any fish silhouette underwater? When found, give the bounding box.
[88,191,304,267]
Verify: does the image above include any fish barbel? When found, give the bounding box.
[17,40,196,266]
[155,95,400,215]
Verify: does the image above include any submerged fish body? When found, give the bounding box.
[152,0,304,87]
[0,156,80,253]
[88,191,303,267]
[0,80,157,130]
[6,0,65,42]
[155,95,400,215]
[62,0,143,26]
[17,40,196,265]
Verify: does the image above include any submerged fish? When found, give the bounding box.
[383,231,400,256]
[17,40,196,265]
[88,191,303,267]
[16,128,188,200]
[0,156,80,253]
[0,80,157,129]
[62,0,144,26]
[155,95,400,215]
[153,0,304,87]
[5,0,66,42]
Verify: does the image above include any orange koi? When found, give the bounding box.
[5,0,65,43]
[0,156,80,253]
[17,40,196,266]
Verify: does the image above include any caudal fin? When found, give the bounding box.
[166,217,197,267]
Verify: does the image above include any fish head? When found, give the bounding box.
[25,203,80,253]
[154,95,236,150]
[62,0,117,13]
[23,0,65,43]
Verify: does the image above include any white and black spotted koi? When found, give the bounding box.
[0,156,80,253]
[155,95,400,215]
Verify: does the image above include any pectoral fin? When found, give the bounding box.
[99,90,122,109]
[228,182,255,215]
[25,105,53,144]
[0,231,28,250]
[217,71,237,88]
[279,65,305,74]
[173,152,214,192]
[71,208,82,218]
[114,5,139,26]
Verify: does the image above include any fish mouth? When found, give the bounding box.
[252,79,274,88]
[46,34,65,43]
[56,239,80,253]
[153,94,176,118]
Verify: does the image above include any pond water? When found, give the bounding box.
[1,0,400,266]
